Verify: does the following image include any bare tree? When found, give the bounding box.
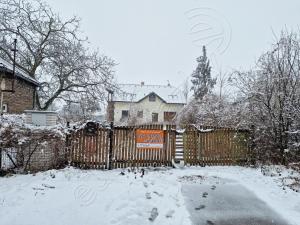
[217,69,230,99]
[0,0,115,110]
[182,78,189,103]
[231,30,300,164]
[60,94,103,122]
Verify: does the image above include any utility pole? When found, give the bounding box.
[106,88,114,122]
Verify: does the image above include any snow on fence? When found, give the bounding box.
[68,123,176,169]
[184,125,251,165]
[1,115,251,172]
[68,123,252,169]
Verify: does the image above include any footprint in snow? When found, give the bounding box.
[143,182,148,188]
[206,220,215,225]
[194,205,206,210]
[153,191,163,197]
[149,207,159,221]
[145,192,151,199]
[202,192,208,198]
[211,185,216,190]
[165,210,175,218]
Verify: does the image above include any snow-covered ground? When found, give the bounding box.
[0,166,299,225]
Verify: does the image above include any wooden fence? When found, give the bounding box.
[68,123,251,169]
[183,125,251,165]
[68,124,110,169]
[68,123,176,169]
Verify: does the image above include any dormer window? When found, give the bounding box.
[149,93,156,102]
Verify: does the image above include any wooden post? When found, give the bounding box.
[108,122,114,170]
[0,147,2,170]
[65,122,71,165]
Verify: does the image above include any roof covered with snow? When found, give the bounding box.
[113,83,186,104]
[0,57,39,86]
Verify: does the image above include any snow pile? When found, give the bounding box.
[260,165,300,193]
[281,177,300,192]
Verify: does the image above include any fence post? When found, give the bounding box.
[108,121,114,170]
[0,147,2,170]
[65,122,71,165]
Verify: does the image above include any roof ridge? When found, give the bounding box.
[114,82,186,104]
[118,83,174,88]
[0,57,39,85]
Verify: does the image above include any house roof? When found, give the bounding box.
[113,83,186,104]
[0,57,39,86]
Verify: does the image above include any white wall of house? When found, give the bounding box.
[113,95,184,123]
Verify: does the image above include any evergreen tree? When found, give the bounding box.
[191,46,216,100]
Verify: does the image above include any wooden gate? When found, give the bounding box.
[183,125,251,165]
[68,123,176,169]
[68,124,110,169]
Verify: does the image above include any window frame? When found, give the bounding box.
[152,112,159,122]
[137,110,143,118]
[163,111,176,122]
[121,110,129,120]
[149,93,156,102]
[2,103,8,113]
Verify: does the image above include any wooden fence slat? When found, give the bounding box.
[68,123,250,169]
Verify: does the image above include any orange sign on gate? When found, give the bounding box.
[136,129,164,149]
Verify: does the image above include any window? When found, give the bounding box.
[164,112,176,122]
[149,93,156,102]
[121,110,129,120]
[2,103,7,113]
[152,113,158,122]
[137,110,143,118]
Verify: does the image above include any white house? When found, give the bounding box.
[107,82,186,124]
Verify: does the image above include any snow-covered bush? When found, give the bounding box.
[231,30,300,165]
[0,114,68,172]
[177,94,248,129]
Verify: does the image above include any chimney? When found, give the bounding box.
[141,81,145,86]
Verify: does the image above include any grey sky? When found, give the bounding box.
[46,0,300,88]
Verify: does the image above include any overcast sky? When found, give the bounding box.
[46,0,300,89]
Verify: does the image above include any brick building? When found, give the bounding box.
[0,58,39,114]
